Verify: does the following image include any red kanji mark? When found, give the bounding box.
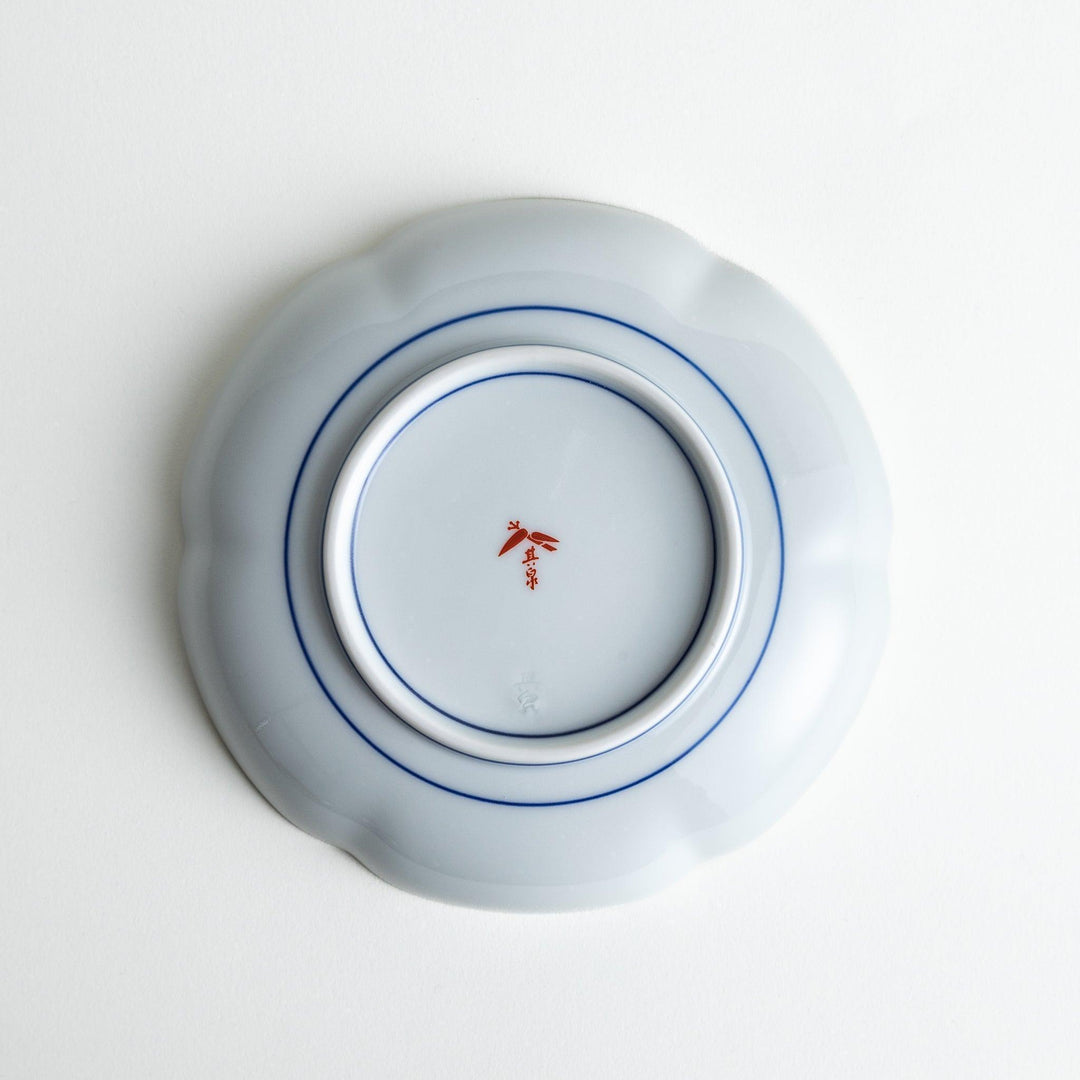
[498,520,559,590]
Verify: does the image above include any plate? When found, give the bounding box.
[180,199,890,910]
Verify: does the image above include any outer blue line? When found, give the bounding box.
[345,369,721,746]
[283,305,784,807]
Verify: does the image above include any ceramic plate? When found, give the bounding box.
[180,199,890,910]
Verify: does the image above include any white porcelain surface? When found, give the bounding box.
[180,198,890,910]
[323,344,742,765]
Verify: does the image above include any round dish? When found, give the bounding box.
[180,199,890,910]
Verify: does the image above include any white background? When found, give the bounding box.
[2,2,1078,1077]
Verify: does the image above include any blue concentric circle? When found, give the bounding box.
[284,306,784,807]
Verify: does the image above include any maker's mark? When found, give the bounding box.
[497,519,559,591]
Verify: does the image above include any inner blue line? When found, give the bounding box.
[344,369,722,745]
